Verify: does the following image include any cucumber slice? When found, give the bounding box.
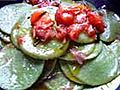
[0,45,44,90]
[45,72,83,90]
[0,3,32,35]
[76,44,118,86]
[11,6,58,48]
[85,41,103,59]
[11,15,31,48]
[100,9,120,42]
[59,60,84,84]
[60,41,102,61]
[11,6,68,60]
[83,75,120,90]
[40,60,57,81]
[108,40,120,75]
[17,28,69,60]
[60,43,95,61]
[30,71,83,90]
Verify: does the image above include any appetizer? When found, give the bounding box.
[0,0,120,90]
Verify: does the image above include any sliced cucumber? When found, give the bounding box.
[108,40,120,75]
[0,45,44,90]
[60,41,102,61]
[17,28,69,60]
[85,41,103,59]
[11,6,68,60]
[59,60,84,84]
[44,72,83,90]
[60,43,95,61]
[100,9,120,42]
[40,60,57,81]
[11,6,58,48]
[0,3,32,34]
[30,71,84,90]
[76,44,118,86]
[11,15,31,48]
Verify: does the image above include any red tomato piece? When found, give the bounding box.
[56,25,67,42]
[55,6,74,25]
[30,10,45,26]
[68,24,82,41]
[61,12,74,25]
[87,12,105,33]
[87,25,96,38]
[35,13,54,29]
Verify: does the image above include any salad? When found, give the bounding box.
[0,0,120,90]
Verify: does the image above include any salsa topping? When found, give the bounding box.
[31,3,105,42]
[31,12,55,41]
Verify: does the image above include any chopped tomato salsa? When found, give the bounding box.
[30,3,105,42]
[31,12,55,42]
[55,4,105,41]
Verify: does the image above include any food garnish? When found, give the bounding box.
[0,0,120,90]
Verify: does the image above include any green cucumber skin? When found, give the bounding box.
[59,60,84,84]
[76,45,118,86]
[0,3,32,35]
[0,45,44,90]
[85,41,103,60]
[108,40,120,75]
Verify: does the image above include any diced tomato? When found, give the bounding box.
[35,13,54,29]
[56,25,67,42]
[75,14,87,24]
[68,24,81,41]
[61,12,74,25]
[87,25,96,38]
[87,12,105,33]
[55,8,63,24]
[30,3,105,43]
[55,6,74,25]
[30,10,45,26]
[32,13,55,42]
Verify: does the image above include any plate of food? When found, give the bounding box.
[0,0,120,90]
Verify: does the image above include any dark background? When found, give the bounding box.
[0,0,120,90]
